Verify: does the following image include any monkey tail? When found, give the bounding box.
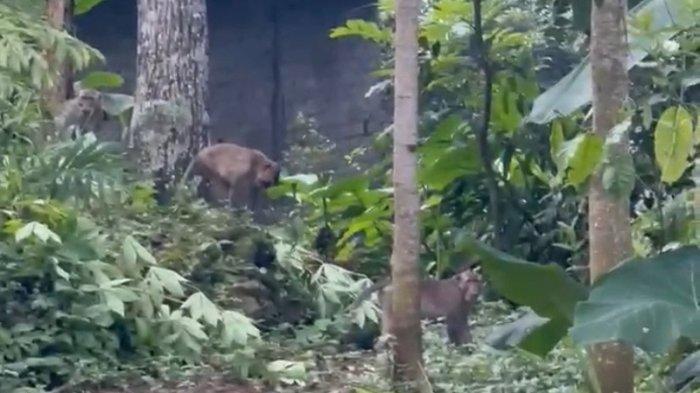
[348,277,390,310]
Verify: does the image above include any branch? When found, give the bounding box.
[472,0,503,249]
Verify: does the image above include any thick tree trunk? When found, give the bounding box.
[130,0,210,199]
[588,0,634,392]
[390,0,424,391]
[42,0,74,118]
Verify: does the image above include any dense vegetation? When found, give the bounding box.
[0,0,698,392]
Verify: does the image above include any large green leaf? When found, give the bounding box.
[565,134,604,187]
[571,246,700,354]
[309,176,369,199]
[74,0,104,15]
[419,144,481,190]
[79,71,124,89]
[491,78,522,135]
[553,133,604,188]
[668,350,700,391]
[654,106,695,184]
[486,310,549,350]
[266,174,319,199]
[458,236,588,356]
[526,0,698,124]
[549,121,565,171]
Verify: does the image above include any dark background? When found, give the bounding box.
[75,0,390,157]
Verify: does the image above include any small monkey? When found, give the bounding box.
[353,267,481,345]
[54,88,107,139]
[183,142,281,209]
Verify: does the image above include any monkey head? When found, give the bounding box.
[75,89,102,116]
[455,268,481,303]
[255,157,281,189]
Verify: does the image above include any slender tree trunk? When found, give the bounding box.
[588,0,634,392]
[390,0,424,390]
[42,0,74,117]
[270,2,286,162]
[130,0,210,200]
[471,0,503,250]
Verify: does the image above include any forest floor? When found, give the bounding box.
[83,349,382,393]
[82,302,588,393]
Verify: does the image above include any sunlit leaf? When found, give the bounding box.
[182,292,220,326]
[15,222,62,244]
[74,0,104,15]
[221,310,260,347]
[557,134,604,187]
[149,267,186,297]
[80,71,123,89]
[330,19,392,44]
[654,106,694,184]
[550,120,565,171]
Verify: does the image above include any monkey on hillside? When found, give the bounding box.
[54,88,107,140]
[183,143,281,209]
[352,267,482,345]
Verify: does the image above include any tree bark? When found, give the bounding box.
[588,0,634,392]
[130,0,210,200]
[42,0,74,117]
[390,0,424,391]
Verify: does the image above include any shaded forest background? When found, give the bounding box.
[75,0,390,157]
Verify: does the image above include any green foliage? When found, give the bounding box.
[0,4,102,97]
[654,106,695,184]
[79,71,125,90]
[0,134,264,391]
[0,17,271,386]
[552,133,604,188]
[74,0,105,16]
[485,310,548,350]
[329,20,392,45]
[571,247,700,353]
[527,0,699,124]
[282,114,339,175]
[461,237,588,356]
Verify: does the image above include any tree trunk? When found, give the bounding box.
[390,0,424,391]
[42,0,74,117]
[269,2,286,162]
[588,0,634,392]
[130,0,210,200]
[471,0,503,250]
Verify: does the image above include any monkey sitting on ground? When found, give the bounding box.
[351,267,482,345]
[183,142,281,209]
[54,88,107,140]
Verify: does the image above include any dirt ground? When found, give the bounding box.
[84,349,383,393]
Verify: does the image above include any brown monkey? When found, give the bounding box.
[352,267,481,345]
[54,88,107,139]
[184,143,281,209]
